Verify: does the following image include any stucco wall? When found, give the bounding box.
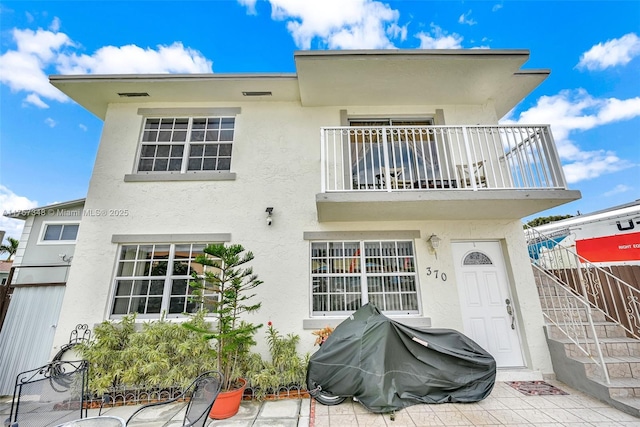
[53,101,552,375]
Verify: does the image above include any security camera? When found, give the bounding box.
[265,207,274,226]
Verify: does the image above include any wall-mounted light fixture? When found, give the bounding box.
[266,207,274,226]
[427,234,441,259]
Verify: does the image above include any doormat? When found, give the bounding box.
[507,381,568,396]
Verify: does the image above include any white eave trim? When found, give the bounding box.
[49,73,298,83]
[3,198,86,219]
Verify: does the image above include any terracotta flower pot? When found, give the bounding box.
[209,378,247,420]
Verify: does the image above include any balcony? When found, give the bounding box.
[317,125,581,221]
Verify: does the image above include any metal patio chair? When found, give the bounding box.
[125,371,223,427]
[4,360,89,427]
[456,161,487,188]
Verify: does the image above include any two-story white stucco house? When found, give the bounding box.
[1,50,581,391]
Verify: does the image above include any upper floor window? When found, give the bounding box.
[311,240,419,316]
[137,117,235,173]
[41,223,79,242]
[348,119,439,190]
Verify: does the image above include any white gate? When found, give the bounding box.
[0,285,65,395]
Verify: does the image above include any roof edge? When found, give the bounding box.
[4,198,86,219]
[294,48,532,59]
[49,73,298,83]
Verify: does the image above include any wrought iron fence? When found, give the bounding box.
[94,382,308,407]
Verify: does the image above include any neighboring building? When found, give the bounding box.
[0,258,13,323]
[0,261,11,286]
[529,199,640,267]
[4,50,581,389]
[0,200,83,394]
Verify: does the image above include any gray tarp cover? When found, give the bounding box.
[307,304,496,413]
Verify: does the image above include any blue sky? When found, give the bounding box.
[1,0,639,239]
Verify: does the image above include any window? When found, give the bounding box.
[111,243,215,318]
[311,240,419,315]
[463,251,493,265]
[348,119,439,190]
[42,223,79,242]
[137,117,235,173]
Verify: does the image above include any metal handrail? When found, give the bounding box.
[531,262,610,384]
[526,225,640,339]
[525,224,640,385]
[321,125,567,192]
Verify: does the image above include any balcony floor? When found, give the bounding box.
[316,189,581,222]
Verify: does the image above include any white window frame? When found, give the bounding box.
[347,117,434,126]
[347,118,440,191]
[135,116,235,175]
[38,222,80,244]
[310,240,420,317]
[109,242,219,319]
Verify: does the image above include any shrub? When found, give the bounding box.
[244,322,309,400]
[78,311,216,395]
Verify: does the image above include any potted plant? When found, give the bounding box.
[186,243,263,419]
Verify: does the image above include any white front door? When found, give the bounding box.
[452,241,525,367]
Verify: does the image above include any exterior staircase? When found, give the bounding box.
[537,273,640,416]
[527,226,640,417]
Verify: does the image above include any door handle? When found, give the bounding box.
[505,298,515,330]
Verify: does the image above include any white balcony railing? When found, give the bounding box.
[321,125,567,192]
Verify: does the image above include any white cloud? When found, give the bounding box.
[577,33,640,71]
[387,22,407,43]
[0,41,70,102]
[238,0,258,14]
[14,28,72,61]
[0,20,214,106]
[45,117,56,127]
[562,154,630,183]
[0,186,39,240]
[492,4,503,12]
[49,16,61,32]
[249,0,405,49]
[79,124,88,131]
[503,89,640,183]
[23,93,49,108]
[56,43,213,74]
[604,184,632,197]
[458,11,477,26]
[416,24,463,49]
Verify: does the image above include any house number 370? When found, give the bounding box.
[426,267,447,281]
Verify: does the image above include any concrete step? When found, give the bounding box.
[590,377,640,399]
[552,336,640,358]
[545,321,629,340]
[534,264,640,418]
[543,307,607,323]
[590,376,640,416]
[536,284,573,297]
[572,355,640,380]
[610,396,640,417]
